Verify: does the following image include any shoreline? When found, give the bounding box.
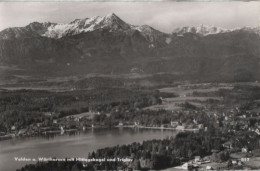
[0,125,199,142]
[116,125,200,131]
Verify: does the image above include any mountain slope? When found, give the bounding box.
[0,13,260,82]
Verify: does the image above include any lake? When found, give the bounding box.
[0,127,177,171]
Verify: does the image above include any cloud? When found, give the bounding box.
[145,2,260,32]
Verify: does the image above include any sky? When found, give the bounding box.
[0,1,260,33]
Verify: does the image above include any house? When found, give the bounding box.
[232,160,237,165]
[53,119,57,124]
[223,142,233,149]
[176,125,184,130]
[175,162,193,170]
[118,122,123,126]
[74,117,80,122]
[255,128,260,135]
[198,124,204,129]
[139,158,151,169]
[60,126,64,132]
[18,129,27,136]
[11,126,16,131]
[194,156,201,163]
[36,122,43,127]
[241,147,248,153]
[171,121,179,127]
[206,166,213,170]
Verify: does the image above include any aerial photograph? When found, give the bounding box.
[0,1,260,171]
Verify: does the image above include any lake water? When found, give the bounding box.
[0,128,177,171]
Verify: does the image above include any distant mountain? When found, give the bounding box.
[172,25,260,37]
[42,13,131,39]
[172,25,228,36]
[0,13,167,42]
[0,13,260,82]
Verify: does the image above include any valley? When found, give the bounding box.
[0,10,260,171]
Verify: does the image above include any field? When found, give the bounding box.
[146,83,233,111]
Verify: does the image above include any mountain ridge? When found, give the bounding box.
[1,13,260,40]
[172,25,260,36]
[0,13,167,41]
[0,13,260,83]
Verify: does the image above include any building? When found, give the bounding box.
[11,126,16,131]
[232,160,237,165]
[18,129,27,136]
[198,124,204,129]
[223,142,233,149]
[176,125,185,130]
[139,158,151,169]
[171,121,179,127]
[194,156,201,163]
[241,147,248,153]
[74,117,80,122]
[60,126,64,132]
[206,166,213,170]
[175,162,193,170]
[36,122,43,127]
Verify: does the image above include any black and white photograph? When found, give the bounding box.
[0,1,260,170]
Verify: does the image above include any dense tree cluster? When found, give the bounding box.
[0,88,174,132]
[18,131,228,171]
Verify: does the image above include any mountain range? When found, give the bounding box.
[0,13,260,83]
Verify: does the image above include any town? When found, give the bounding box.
[1,82,259,170]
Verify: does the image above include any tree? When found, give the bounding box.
[188,149,193,159]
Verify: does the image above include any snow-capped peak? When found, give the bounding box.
[41,13,131,39]
[0,13,166,40]
[2,13,259,40]
[172,25,229,36]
